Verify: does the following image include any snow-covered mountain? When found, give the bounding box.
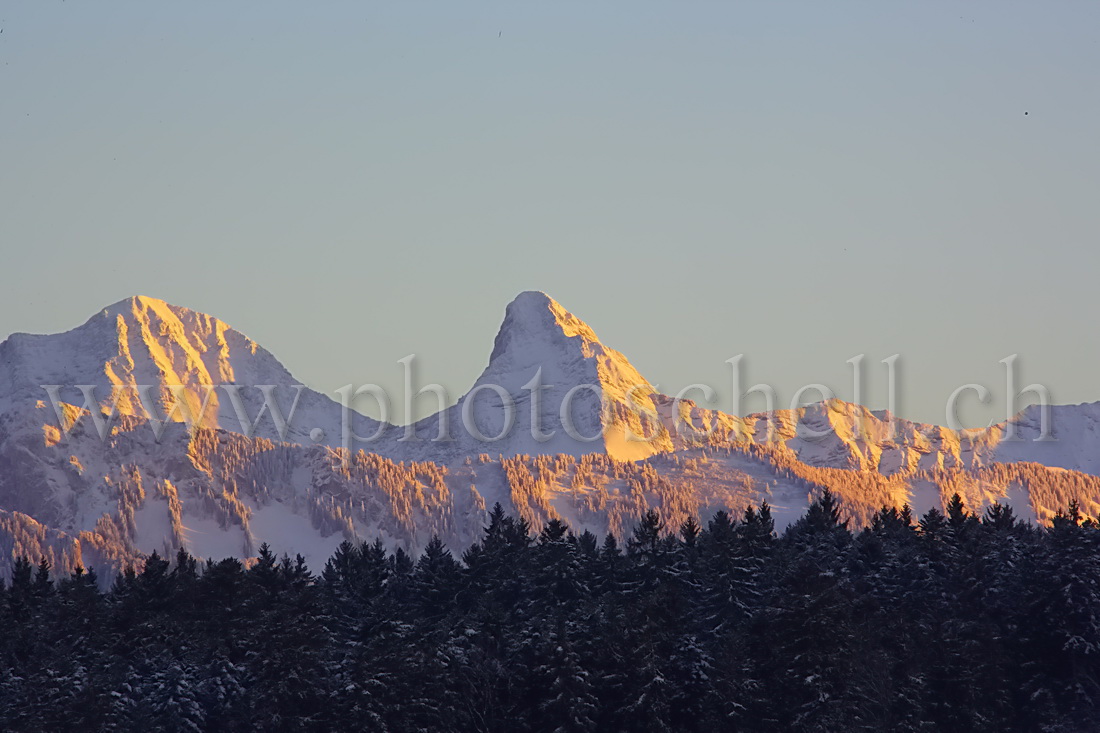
[0,295,385,448]
[398,290,680,461]
[3,291,1100,580]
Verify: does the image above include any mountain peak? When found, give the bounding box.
[0,294,255,425]
[403,291,674,461]
[510,289,554,306]
[97,295,211,325]
[102,294,169,312]
[488,292,606,375]
[492,291,602,361]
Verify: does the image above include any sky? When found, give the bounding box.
[1,1,1098,428]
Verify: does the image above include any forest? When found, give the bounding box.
[1,491,1098,732]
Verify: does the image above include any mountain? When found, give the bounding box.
[2,291,1100,580]
[0,295,385,447]
[399,290,679,461]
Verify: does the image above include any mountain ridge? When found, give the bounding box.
[2,291,1099,579]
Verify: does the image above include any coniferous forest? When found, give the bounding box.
[1,492,1099,732]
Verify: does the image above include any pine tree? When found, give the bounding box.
[410,535,462,622]
[245,553,331,731]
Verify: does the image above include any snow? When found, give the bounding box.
[246,500,345,568]
[0,295,385,450]
[132,500,177,557]
[1002,481,1039,524]
[1,291,1100,576]
[907,479,943,519]
[177,514,249,564]
[398,290,675,461]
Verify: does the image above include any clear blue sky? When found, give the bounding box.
[1,1,1098,427]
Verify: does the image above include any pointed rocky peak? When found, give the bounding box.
[487,291,603,367]
[423,291,674,462]
[479,291,650,394]
[498,290,600,341]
